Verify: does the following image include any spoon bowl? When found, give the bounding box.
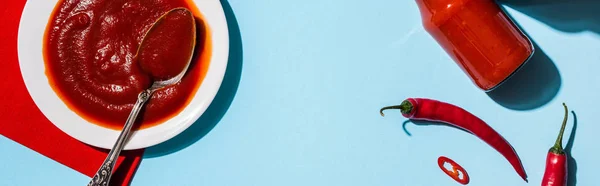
[137,7,197,91]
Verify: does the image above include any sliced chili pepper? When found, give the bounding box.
[541,103,569,186]
[380,98,527,181]
[438,156,470,185]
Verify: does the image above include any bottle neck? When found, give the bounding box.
[415,0,466,10]
[414,0,469,25]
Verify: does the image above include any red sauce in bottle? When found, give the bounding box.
[44,0,212,130]
[416,0,534,91]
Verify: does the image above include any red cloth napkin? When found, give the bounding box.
[0,1,144,185]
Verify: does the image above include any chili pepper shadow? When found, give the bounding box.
[402,120,470,136]
[485,39,561,110]
[499,0,600,34]
[566,111,578,186]
[143,0,243,158]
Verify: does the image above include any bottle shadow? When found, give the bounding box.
[566,111,578,186]
[143,0,243,158]
[485,39,561,110]
[499,0,600,34]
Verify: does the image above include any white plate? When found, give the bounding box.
[17,0,229,150]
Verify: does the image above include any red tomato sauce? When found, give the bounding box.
[43,0,212,130]
[416,0,533,91]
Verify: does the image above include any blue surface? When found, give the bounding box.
[2,0,600,185]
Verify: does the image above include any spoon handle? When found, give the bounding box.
[87,90,152,186]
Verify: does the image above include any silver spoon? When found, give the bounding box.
[88,7,196,186]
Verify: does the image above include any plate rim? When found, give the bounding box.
[17,0,230,150]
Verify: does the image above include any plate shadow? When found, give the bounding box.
[143,0,243,158]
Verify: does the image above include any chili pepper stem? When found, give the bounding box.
[380,100,413,116]
[550,103,569,154]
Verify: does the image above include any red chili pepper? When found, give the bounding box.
[541,103,569,186]
[438,156,470,185]
[380,98,527,181]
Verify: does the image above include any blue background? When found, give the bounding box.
[2,0,600,185]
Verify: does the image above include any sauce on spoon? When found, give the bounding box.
[137,8,196,81]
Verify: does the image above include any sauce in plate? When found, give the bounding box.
[44,0,211,130]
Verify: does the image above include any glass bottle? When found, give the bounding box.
[416,0,534,91]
